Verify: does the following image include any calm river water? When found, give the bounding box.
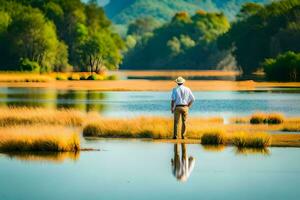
[0,87,300,119]
[1,140,300,200]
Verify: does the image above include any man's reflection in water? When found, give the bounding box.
[171,143,195,182]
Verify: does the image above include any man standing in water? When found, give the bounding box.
[171,77,195,139]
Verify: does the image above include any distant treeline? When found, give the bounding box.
[0,0,124,73]
[122,11,233,70]
[105,0,275,25]
[122,0,300,80]
[219,0,300,77]
[0,0,299,81]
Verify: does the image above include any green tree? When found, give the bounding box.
[54,42,71,72]
[237,2,263,20]
[0,0,124,72]
[0,11,11,33]
[7,7,61,72]
[262,51,300,81]
[167,37,181,56]
[123,10,230,69]
[219,0,300,75]
[127,16,161,36]
[79,32,122,73]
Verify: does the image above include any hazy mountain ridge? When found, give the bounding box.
[104,0,276,24]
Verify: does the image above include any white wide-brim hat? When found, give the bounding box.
[175,76,185,84]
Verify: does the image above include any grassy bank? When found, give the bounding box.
[83,119,272,148]
[0,107,85,126]
[0,72,117,82]
[82,117,223,139]
[0,72,54,82]
[0,107,300,149]
[0,126,80,152]
[0,79,300,91]
[82,115,300,147]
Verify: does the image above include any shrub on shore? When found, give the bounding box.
[232,132,271,148]
[250,113,284,124]
[56,74,68,80]
[0,126,80,152]
[68,74,81,81]
[262,51,300,82]
[87,74,104,80]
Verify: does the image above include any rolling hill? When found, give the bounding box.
[104,0,277,24]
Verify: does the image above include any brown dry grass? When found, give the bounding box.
[0,126,80,152]
[0,72,54,82]
[0,79,299,91]
[0,107,299,148]
[82,116,224,139]
[0,107,85,126]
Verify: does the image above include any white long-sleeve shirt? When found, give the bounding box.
[171,85,195,106]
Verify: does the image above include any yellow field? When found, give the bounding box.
[0,79,300,91]
[0,71,299,91]
[0,107,299,149]
[0,125,80,152]
[0,107,85,126]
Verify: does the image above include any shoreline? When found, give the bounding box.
[0,80,300,91]
[84,136,300,148]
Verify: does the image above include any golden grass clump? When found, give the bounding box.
[83,117,173,139]
[0,126,80,152]
[232,132,271,148]
[0,72,54,82]
[0,107,85,126]
[250,113,284,124]
[267,113,285,124]
[83,117,224,139]
[200,130,226,145]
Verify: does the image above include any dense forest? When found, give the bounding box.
[122,11,233,70]
[104,0,276,25]
[122,0,300,80]
[219,0,300,76]
[0,0,299,81]
[0,0,124,73]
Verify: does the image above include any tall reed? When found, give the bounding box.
[250,113,284,124]
[200,130,226,145]
[0,107,84,126]
[0,126,80,152]
[83,117,224,139]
